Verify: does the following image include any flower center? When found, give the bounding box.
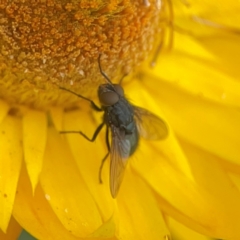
[0,0,168,109]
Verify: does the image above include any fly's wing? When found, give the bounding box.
[133,106,168,140]
[110,126,131,198]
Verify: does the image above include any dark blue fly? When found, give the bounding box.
[59,56,168,198]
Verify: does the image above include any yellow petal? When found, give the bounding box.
[133,134,240,239]
[13,165,81,240]
[166,216,212,240]
[0,100,9,124]
[125,80,194,180]
[89,214,116,238]
[23,110,47,192]
[0,217,22,240]
[0,116,22,232]
[174,0,240,30]
[142,32,240,107]
[40,127,103,237]
[49,107,64,132]
[63,110,115,221]
[144,0,240,108]
[117,171,170,240]
[139,78,240,165]
[197,33,240,86]
[180,139,240,238]
[228,173,240,198]
[128,80,240,238]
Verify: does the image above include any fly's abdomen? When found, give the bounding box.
[126,121,139,156]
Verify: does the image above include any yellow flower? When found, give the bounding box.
[0,0,240,240]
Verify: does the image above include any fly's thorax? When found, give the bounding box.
[103,97,134,129]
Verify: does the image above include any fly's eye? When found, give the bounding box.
[99,91,119,106]
[113,84,124,96]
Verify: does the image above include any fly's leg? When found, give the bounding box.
[98,153,109,184]
[61,122,109,184]
[59,86,102,112]
[98,127,110,184]
[60,122,105,142]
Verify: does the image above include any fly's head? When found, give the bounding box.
[98,84,124,107]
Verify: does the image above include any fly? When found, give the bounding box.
[59,55,168,198]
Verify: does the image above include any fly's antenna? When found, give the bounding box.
[98,55,115,88]
[98,55,129,87]
[118,73,128,85]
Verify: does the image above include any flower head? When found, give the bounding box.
[0,0,240,239]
